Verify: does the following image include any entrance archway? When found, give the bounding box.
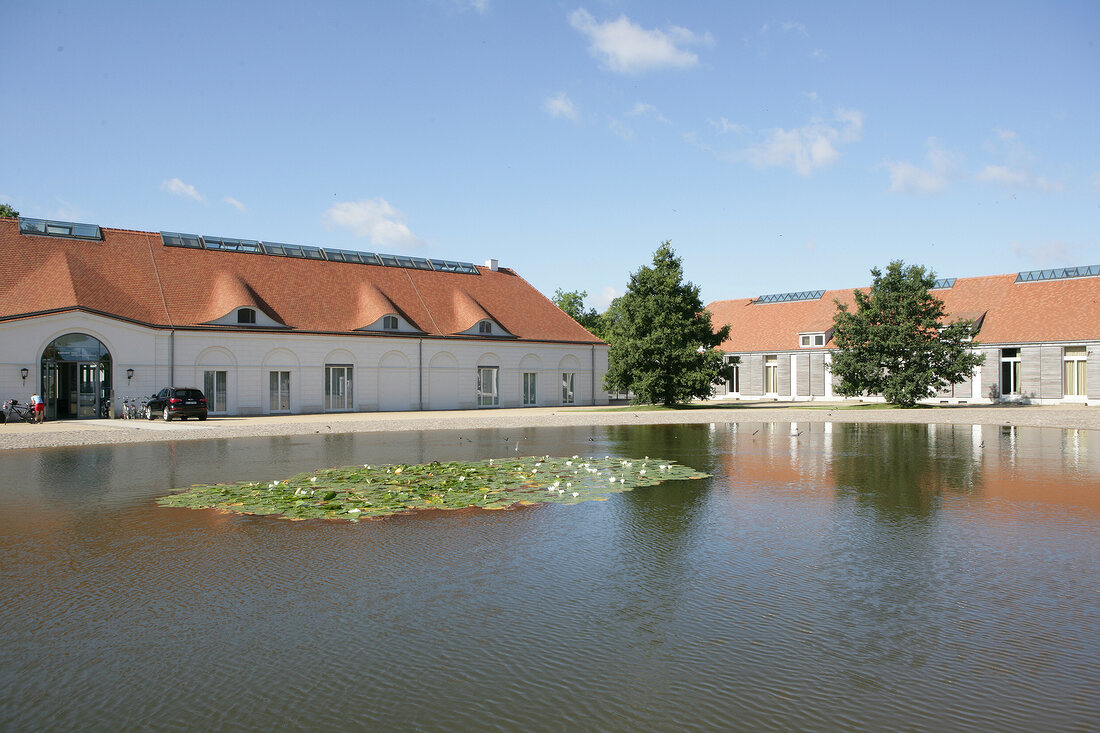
[41,333,113,419]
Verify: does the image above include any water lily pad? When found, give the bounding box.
[157,456,709,521]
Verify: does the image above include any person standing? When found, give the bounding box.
[31,392,44,423]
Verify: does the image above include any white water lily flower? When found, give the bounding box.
[547,487,555,492]
[566,482,572,488]
[639,469,646,475]
[557,489,564,494]
[572,492,579,498]
[348,508,361,513]
[310,477,317,483]
[572,455,579,459]
[609,477,615,483]
[566,461,572,466]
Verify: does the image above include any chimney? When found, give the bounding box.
[485,258,499,272]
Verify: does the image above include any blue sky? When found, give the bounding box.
[3,1,1097,308]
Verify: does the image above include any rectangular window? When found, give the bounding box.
[477,366,499,406]
[800,335,810,347]
[269,370,290,412]
[562,372,576,404]
[764,355,778,394]
[1064,346,1087,397]
[814,334,824,346]
[1000,348,1021,396]
[203,370,228,413]
[325,365,353,410]
[523,372,537,405]
[383,315,398,330]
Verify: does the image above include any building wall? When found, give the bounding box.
[714,343,1097,405]
[0,312,609,417]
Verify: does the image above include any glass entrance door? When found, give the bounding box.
[204,370,228,413]
[325,365,353,411]
[78,363,100,417]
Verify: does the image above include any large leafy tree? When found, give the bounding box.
[831,260,984,407]
[0,203,18,218]
[552,288,602,335]
[604,242,732,405]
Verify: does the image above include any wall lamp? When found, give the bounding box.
[20,367,28,383]
[126,368,134,383]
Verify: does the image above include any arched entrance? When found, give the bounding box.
[41,333,113,419]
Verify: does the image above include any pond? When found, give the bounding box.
[1,422,1097,731]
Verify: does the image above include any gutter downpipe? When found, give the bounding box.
[419,338,423,411]
[169,330,175,386]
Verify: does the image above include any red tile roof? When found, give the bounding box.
[707,270,1100,352]
[0,219,603,344]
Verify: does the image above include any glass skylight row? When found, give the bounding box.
[19,217,102,241]
[931,277,956,289]
[161,231,479,274]
[1015,265,1100,283]
[754,290,825,304]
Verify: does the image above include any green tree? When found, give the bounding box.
[604,241,732,405]
[0,203,19,218]
[831,260,985,407]
[552,288,602,335]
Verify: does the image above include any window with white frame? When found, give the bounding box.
[764,355,778,394]
[203,370,228,413]
[382,315,398,330]
[523,372,537,405]
[1000,348,1022,396]
[237,307,256,324]
[477,366,499,406]
[269,370,290,412]
[799,333,825,347]
[726,356,739,393]
[1063,346,1087,397]
[562,372,576,404]
[325,364,353,410]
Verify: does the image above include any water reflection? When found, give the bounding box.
[831,423,983,519]
[0,423,1098,732]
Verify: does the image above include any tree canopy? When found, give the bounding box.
[552,288,602,335]
[830,260,985,407]
[0,203,18,218]
[603,241,732,405]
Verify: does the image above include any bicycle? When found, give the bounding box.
[2,399,36,423]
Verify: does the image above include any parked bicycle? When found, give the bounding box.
[1,399,36,424]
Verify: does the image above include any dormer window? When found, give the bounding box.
[478,320,493,334]
[799,332,825,348]
[383,315,398,330]
[237,308,257,324]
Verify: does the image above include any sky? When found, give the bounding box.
[3,1,1098,309]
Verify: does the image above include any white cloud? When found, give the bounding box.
[459,0,488,12]
[745,108,863,176]
[223,196,248,212]
[593,285,621,310]
[976,164,1062,191]
[568,8,712,74]
[627,101,671,124]
[608,119,634,140]
[885,138,958,195]
[323,198,423,250]
[781,21,808,37]
[810,48,827,61]
[1011,240,1074,266]
[160,177,205,202]
[708,117,747,135]
[544,92,579,121]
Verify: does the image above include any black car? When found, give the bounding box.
[145,387,208,421]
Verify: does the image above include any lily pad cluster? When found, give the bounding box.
[156,455,709,521]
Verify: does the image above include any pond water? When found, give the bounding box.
[1,422,1097,732]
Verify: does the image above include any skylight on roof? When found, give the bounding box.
[1015,265,1100,283]
[931,277,956,289]
[161,230,480,274]
[21,217,102,241]
[753,290,825,304]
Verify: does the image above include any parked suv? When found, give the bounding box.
[145,387,208,421]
